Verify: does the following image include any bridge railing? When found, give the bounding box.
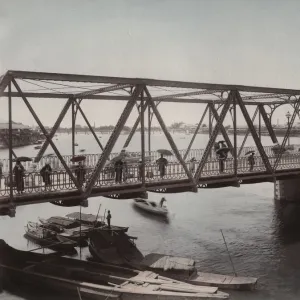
[1,144,298,174]
[1,152,300,197]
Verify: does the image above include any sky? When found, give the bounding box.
[0,0,300,128]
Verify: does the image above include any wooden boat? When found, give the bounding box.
[41,216,80,229]
[65,212,105,227]
[38,218,64,233]
[66,212,129,232]
[0,240,229,299]
[133,198,168,216]
[34,145,42,149]
[140,253,258,291]
[25,222,77,253]
[89,230,144,268]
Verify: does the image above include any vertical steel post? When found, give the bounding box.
[8,81,13,201]
[72,100,75,157]
[140,90,146,186]
[233,94,237,176]
[258,109,261,141]
[148,105,151,154]
[209,105,212,158]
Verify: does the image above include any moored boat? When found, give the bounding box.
[89,230,144,268]
[133,198,168,216]
[0,240,229,299]
[25,222,77,253]
[140,253,258,291]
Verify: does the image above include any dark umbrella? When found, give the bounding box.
[70,156,86,163]
[245,150,255,155]
[12,156,32,162]
[45,153,55,157]
[216,147,230,155]
[157,149,173,156]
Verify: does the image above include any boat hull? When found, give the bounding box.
[133,201,168,216]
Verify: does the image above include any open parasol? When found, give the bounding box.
[157,149,173,156]
[45,153,55,157]
[245,150,255,155]
[12,156,32,162]
[216,147,230,155]
[70,155,86,163]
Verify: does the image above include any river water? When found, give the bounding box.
[1,132,300,300]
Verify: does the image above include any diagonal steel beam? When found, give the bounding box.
[12,78,83,191]
[183,105,209,160]
[235,91,272,173]
[34,98,73,162]
[74,99,104,151]
[74,84,132,98]
[83,85,144,197]
[258,104,278,144]
[123,101,149,149]
[238,106,259,157]
[194,95,232,182]
[1,134,17,158]
[210,103,234,155]
[273,100,300,170]
[144,87,196,189]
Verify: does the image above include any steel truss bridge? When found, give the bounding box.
[1,70,300,217]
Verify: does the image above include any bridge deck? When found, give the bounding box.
[0,145,300,211]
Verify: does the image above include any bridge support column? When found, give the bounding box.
[274,179,300,202]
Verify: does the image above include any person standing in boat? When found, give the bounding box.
[156,154,168,179]
[40,163,52,190]
[106,210,112,228]
[13,160,25,195]
[74,161,86,187]
[248,152,255,172]
[159,197,166,207]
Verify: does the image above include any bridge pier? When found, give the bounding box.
[274,179,300,202]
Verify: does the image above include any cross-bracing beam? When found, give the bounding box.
[83,85,144,197]
[273,100,300,170]
[237,106,259,157]
[209,103,234,155]
[235,91,272,173]
[74,99,104,151]
[74,84,132,98]
[144,87,196,189]
[34,98,73,162]
[183,105,209,160]
[12,78,83,191]
[194,95,232,181]
[258,105,278,144]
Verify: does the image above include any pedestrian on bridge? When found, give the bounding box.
[248,152,255,171]
[114,158,124,183]
[217,150,227,173]
[40,163,52,190]
[13,160,25,195]
[75,161,86,187]
[156,154,168,178]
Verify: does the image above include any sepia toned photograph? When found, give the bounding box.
[0,1,299,299]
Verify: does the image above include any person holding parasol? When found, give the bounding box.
[40,163,52,190]
[215,141,229,173]
[246,151,255,171]
[156,149,171,178]
[13,159,25,195]
[71,156,86,186]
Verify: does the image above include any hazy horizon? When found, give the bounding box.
[1,0,299,128]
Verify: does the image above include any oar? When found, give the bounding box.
[220,229,237,277]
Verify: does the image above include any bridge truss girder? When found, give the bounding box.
[1,70,300,215]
